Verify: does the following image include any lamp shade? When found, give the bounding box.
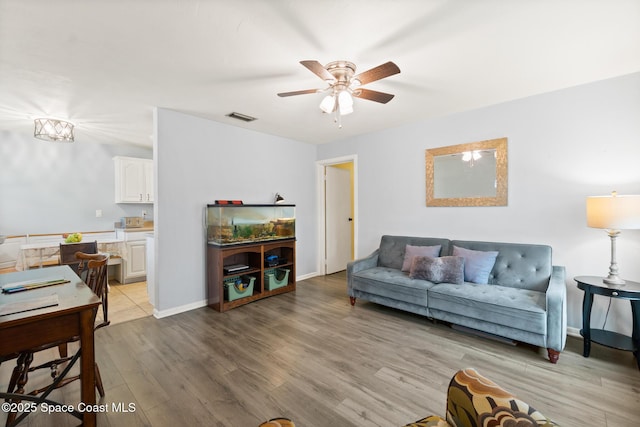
[586,194,640,230]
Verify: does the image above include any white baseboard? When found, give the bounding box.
[153,299,208,319]
[297,272,319,281]
[149,287,587,343]
[151,272,320,319]
[567,326,581,338]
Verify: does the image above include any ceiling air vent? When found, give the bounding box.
[226,112,257,122]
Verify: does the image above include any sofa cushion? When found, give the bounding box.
[401,244,442,272]
[409,256,464,284]
[451,240,552,291]
[452,246,498,284]
[378,236,450,270]
[351,267,436,304]
[428,282,547,334]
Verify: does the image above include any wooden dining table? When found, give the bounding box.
[0,265,101,427]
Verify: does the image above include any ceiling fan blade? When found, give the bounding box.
[353,61,400,86]
[353,88,395,104]
[277,89,320,97]
[300,60,335,82]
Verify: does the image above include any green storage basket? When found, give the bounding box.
[224,275,255,301]
[264,268,290,291]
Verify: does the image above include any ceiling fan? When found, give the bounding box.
[277,60,400,127]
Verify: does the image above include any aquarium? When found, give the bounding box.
[206,204,295,245]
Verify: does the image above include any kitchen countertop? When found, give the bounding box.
[115,226,154,232]
[115,220,154,233]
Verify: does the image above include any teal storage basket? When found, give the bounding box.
[224,275,255,301]
[264,268,290,291]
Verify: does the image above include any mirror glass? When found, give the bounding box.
[426,138,507,207]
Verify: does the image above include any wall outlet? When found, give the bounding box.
[96,209,103,218]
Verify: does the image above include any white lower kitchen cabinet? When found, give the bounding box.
[115,229,152,284]
[124,240,146,281]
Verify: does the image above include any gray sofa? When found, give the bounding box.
[347,235,567,363]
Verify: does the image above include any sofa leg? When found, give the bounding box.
[547,348,560,364]
[349,296,356,306]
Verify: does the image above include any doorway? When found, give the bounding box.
[316,155,358,275]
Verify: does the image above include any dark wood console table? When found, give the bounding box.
[574,275,640,369]
[207,239,296,312]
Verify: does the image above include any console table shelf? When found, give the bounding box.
[580,329,636,352]
[207,239,296,312]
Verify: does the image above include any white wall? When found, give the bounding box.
[153,108,317,314]
[4,72,639,339]
[0,130,152,235]
[318,72,640,336]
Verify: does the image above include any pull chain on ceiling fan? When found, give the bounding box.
[278,60,400,128]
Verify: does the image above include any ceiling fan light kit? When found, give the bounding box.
[337,91,353,115]
[278,60,400,128]
[319,94,335,114]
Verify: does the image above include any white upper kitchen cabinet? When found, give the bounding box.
[114,156,154,203]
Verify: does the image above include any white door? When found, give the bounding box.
[325,166,352,274]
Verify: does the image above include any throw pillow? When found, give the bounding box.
[452,246,499,284]
[409,256,465,284]
[401,244,442,272]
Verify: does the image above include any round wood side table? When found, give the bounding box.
[574,275,640,369]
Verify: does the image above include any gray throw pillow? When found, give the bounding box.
[401,244,442,272]
[409,256,465,284]
[452,246,499,284]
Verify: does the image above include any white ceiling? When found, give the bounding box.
[1,1,639,147]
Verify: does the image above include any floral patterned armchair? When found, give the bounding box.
[403,368,559,427]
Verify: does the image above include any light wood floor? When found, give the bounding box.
[106,281,154,325]
[1,272,639,426]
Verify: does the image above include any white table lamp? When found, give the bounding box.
[586,191,640,285]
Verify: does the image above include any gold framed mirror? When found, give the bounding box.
[426,137,508,207]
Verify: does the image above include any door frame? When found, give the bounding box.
[316,155,359,275]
